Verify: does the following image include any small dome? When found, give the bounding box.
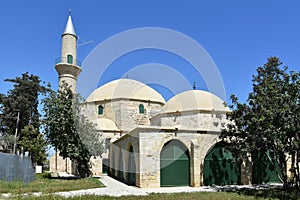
[86,79,166,104]
[92,118,120,131]
[161,90,230,113]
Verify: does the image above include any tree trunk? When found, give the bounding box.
[278,152,288,186]
[296,150,300,189]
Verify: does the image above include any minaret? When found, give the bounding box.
[55,11,81,93]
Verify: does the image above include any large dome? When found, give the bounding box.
[86,79,166,104]
[161,90,230,113]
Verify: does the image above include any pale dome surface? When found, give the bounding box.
[92,118,120,131]
[86,79,166,104]
[161,90,230,113]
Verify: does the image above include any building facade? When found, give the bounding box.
[50,14,284,187]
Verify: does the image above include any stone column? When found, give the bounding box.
[191,140,201,187]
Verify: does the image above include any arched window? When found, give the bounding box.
[104,138,110,150]
[67,54,73,64]
[98,105,104,115]
[139,104,144,114]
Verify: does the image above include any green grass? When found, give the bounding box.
[235,187,300,200]
[9,187,300,200]
[2,173,299,200]
[0,173,104,195]
[9,192,280,200]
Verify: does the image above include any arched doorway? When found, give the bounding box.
[252,150,282,184]
[203,143,241,186]
[160,140,190,186]
[109,149,115,177]
[127,145,136,185]
[117,149,124,181]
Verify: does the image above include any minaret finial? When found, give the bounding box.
[69,9,72,15]
[193,82,196,90]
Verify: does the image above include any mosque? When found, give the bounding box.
[49,14,283,187]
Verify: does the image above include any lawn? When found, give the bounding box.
[0,173,104,195]
[1,173,299,200]
[7,188,300,200]
[8,192,285,200]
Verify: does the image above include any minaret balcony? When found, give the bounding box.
[55,57,82,67]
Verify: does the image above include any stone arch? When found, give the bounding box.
[203,142,241,186]
[160,139,190,186]
[200,135,221,160]
[158,136,191,159]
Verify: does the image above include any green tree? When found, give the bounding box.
[74,104,104,158]
[19,125,47,166]
[43,83,102,177]
[0,72,48,164]
[220,57,300,187]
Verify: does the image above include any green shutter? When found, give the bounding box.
[98,105,104,115]
[139,104,144,114]
[67,54,73,64]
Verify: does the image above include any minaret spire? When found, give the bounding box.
[63,10,77,37]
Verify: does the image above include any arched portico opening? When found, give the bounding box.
[109,149,115,177]
[252,150,282,184]
[160,139,190,186]
[117,149,124,181]
[203,142,241,186]
[127,145,136,185]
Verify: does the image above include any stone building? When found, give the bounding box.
[50,14,284,187]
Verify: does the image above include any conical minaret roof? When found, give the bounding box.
[63,14,77,37]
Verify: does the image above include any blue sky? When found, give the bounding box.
[0,0,299,103]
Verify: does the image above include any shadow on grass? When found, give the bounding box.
[218,185,300,200]
[40,172,79,180]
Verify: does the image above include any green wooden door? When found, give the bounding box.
[204,144,241,186]
[252,150,282,184]
[160,140,190,186]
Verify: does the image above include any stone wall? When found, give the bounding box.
[61,34,77,62]
[82,99,163,133]
[113,126,220,188]
[152,110,228,132]
[110,131,140,185]
[49,153,75,174]
[90,156,102,176]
